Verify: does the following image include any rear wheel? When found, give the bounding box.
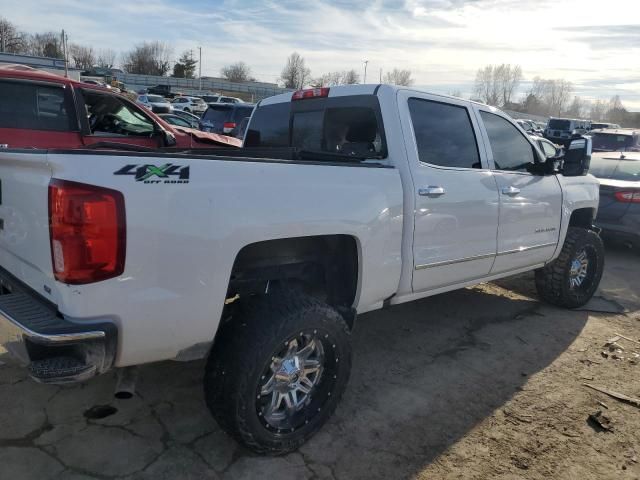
[204,291,352,455]
[535,227,604,308]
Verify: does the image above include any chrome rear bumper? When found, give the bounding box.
[0,268,116,383]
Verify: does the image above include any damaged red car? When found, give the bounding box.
[0,64,241,150]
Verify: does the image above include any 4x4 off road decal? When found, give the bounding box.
[114,164,190,184]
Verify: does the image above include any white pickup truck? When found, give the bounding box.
[0,84,603,454]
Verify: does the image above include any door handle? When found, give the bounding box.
[501,186,521,196]
[418,186,446,197]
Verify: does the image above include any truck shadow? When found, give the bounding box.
[0,279,589,479]
[304,283,588,478]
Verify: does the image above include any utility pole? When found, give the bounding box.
[363,60,368,84]
[379,68,382,83]
[61,29,68,78]
[198,46,202,92]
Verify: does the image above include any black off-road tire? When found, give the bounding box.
[204,291,352,455]
[535,227,604,308]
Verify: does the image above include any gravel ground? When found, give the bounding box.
[1,243,639,480]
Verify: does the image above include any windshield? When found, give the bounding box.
[592,132,634,151]
[147,95,165,103]
[548,119,571,130]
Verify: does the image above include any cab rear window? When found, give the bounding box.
[548,119,571,130]
[245,95,387,158]
[0,80,76,132]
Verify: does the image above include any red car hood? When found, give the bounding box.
[172,126,242,148]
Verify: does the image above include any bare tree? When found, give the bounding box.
[449,90,463,98]
[384,68,413,86]
[607,95,627,125]
[474,65,500,106]
[28,32,63,58]
[221,62,252,82]
[474,64,521,107]
[497,64,522,107]
[547,79,573,116]
[565,96,588,118]
[69,44,95,70]
[342,69,360,85]
[589,99,607,121]
[312,69,360,87]
[521,76,573,116]
[96,49,117,69]
[280,52,311,89]
[122,41,172,76]
[0,16,27,53]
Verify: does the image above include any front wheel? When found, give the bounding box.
[535,227,604,308]
[204,291,352,455]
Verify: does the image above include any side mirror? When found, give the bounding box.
[562,136,592,177]
[162,130,177,147]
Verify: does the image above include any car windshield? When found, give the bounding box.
[147,95,165,103]
[202,106,232,123]
[548,119,571,130]
[592,133,634,151]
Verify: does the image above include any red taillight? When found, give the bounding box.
[614,191,640,203]
[292,87,330,101]
[48,179,126,284]
[223,122,236,133]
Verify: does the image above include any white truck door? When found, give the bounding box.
[473,106,562,274]
[397,91,499,292]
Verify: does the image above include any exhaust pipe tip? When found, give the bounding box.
[114,367,137,400]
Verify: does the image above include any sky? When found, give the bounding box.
[2,0,639,109]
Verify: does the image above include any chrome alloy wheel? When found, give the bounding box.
[569,249,589,288]
[257,333,329,431]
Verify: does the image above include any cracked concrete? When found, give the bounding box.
[1,244,639,479]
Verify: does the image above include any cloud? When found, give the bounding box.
[557,24,640,50]
[1,0,639,109]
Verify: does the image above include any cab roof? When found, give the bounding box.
[0,64,82,86]
[259,84,485,109]
[592,128,638,136]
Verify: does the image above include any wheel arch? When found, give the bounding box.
[568,207,596,229]
[225,234,361,329]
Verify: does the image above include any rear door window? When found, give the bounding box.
[0,80,76,131]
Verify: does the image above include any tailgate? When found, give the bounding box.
[0,151,54,296]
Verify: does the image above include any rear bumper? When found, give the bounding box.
[0,267,117,384]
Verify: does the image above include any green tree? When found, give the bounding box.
[172,50,197,78]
